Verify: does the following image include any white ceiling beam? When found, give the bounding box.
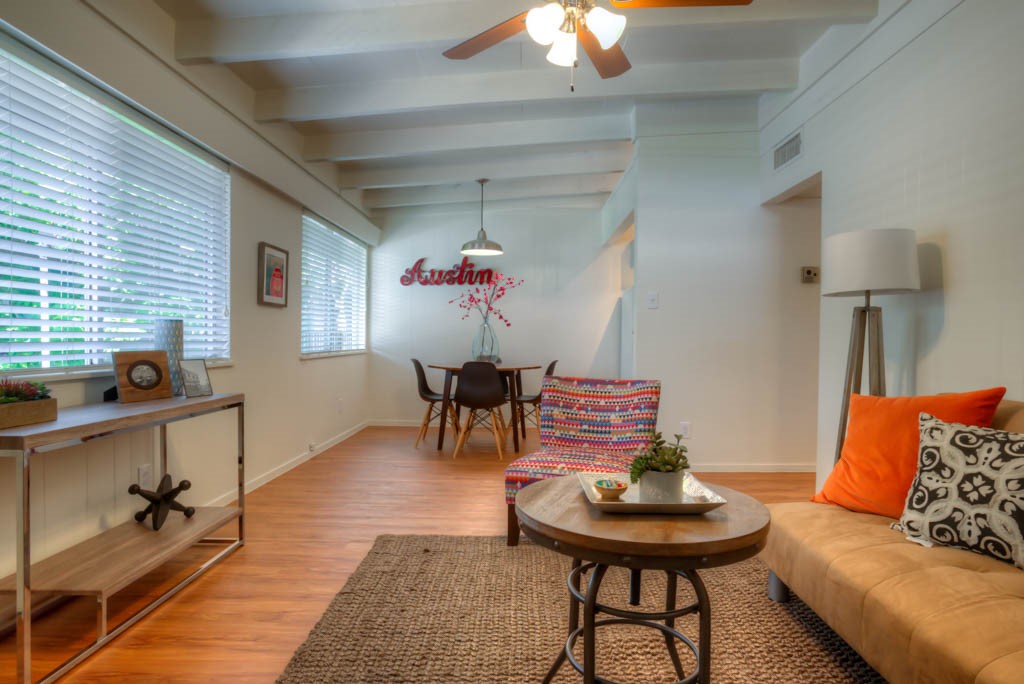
[174,0,878,64]
[336,142,634,188]
[307,115,632,162]
[362,173,623,209]
[372,194,610,220]
[258,59,797,123]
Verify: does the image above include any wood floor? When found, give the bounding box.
[1,426,815,683]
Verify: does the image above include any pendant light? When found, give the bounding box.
[461,179,503,256]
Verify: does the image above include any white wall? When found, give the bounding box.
[370,206,626,422]
[633,100,822,472]
[758,0,1024,486]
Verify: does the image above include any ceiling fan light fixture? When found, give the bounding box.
[526,2,565,46]
[461,179,503,257]
[585,7,627,50]
[546,29,578,67]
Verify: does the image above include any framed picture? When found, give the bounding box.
[179,359,214,398]
[258,241,288,307]
[112,350,174,403]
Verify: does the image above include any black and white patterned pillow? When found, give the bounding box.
[893,413,1024,569]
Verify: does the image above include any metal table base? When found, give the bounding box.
[543,559,711,684]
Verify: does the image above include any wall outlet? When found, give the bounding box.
[308,441,317,453]
[337,398,344,414]
[137,463,153,490]
[801,266,820,284]
[678,421,692,439]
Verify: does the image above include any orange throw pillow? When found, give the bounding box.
[812,387,1006,518]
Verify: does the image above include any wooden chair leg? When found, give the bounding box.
[414,402,433,448]
[448,403,461,435]
[490,409,505,459]
[507,502,520,546]
[452,410,473,459]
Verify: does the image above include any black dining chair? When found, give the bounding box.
[411,359,459,448]
[452,361,510,459]
[516,360,558,434]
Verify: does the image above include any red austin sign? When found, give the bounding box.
[400,257,495,286]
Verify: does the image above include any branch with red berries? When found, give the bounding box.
[448,273,524,327]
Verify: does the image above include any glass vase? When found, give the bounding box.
[471,319,501,363]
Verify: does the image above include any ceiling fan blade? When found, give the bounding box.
[443,12,529,60]
[610,0,753,7]
[578,25,632,79]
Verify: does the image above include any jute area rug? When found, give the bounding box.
[279,535,884,683]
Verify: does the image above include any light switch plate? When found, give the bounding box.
[646,291,659,309]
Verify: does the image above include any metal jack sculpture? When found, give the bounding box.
[129,473,196,531]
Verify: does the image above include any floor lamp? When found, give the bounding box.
[822,228,920,464]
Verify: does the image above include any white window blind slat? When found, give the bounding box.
[0,43,231,371]
[300,214,367,354]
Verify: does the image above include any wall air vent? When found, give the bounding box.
[773,131,802,170]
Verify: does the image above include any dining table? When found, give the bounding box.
[428,362,542,453]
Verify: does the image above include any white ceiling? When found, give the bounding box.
[153,0,878,216]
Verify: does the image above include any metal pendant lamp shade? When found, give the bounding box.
[461,178,503,256]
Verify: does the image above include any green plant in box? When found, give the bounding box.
[630,431,689,483]
[0,379,52,403]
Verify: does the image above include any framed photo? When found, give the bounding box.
[112,350,174,403]
[179,359,214,398]
[258,241,288,307]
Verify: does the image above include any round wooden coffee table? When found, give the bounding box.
[515,475,771,684]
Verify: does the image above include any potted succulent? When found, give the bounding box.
[630,431,690,503]
[0,379,57,429]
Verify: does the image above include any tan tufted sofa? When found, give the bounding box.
[761,400,1024,683]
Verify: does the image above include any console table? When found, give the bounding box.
[0,392,245,684]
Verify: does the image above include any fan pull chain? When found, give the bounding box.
[570,59,577,93]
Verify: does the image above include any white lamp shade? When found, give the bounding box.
[526,3,565,46]
[546,30,578,67]
[821,228,921,297]
[586,7,626,49]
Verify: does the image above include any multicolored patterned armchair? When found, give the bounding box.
[504,376,661,545]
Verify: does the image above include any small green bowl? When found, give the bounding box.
[593,478,629,501]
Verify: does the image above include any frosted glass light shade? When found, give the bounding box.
[822,228,921,297]
[526,3,565,46]
[546,30,578,67]
[586,7,626,49]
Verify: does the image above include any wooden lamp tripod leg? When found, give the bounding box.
[834,295,886,464]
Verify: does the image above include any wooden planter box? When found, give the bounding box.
[0,398,58,429]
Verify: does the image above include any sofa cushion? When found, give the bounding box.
[894,413,1024,569]
[812,387,1006,518]
[504,448,632,504]
[762,501,1024,684]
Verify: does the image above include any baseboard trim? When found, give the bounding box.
[690,463,816,473]
[367,419,421,427]
[205,420,370,506]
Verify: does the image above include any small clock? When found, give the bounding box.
[126,360,163,390]
[112,351,174,403]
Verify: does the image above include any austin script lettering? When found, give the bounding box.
[400,257,494,287]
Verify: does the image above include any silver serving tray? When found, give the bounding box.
[577,472,727,514]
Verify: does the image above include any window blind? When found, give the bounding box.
[0,42,231,372]
[301,214,367,354]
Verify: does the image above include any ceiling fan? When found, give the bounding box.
[443,0,754,80]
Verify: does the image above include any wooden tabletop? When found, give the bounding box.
[0,393,244,452]
[428,362,542,372]
[516,475,771,570]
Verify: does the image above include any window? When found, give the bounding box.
[301,214,367,354]
[0,40,230,372]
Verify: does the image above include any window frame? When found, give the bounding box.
[0,34,232,377]
[299,213,369,359]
